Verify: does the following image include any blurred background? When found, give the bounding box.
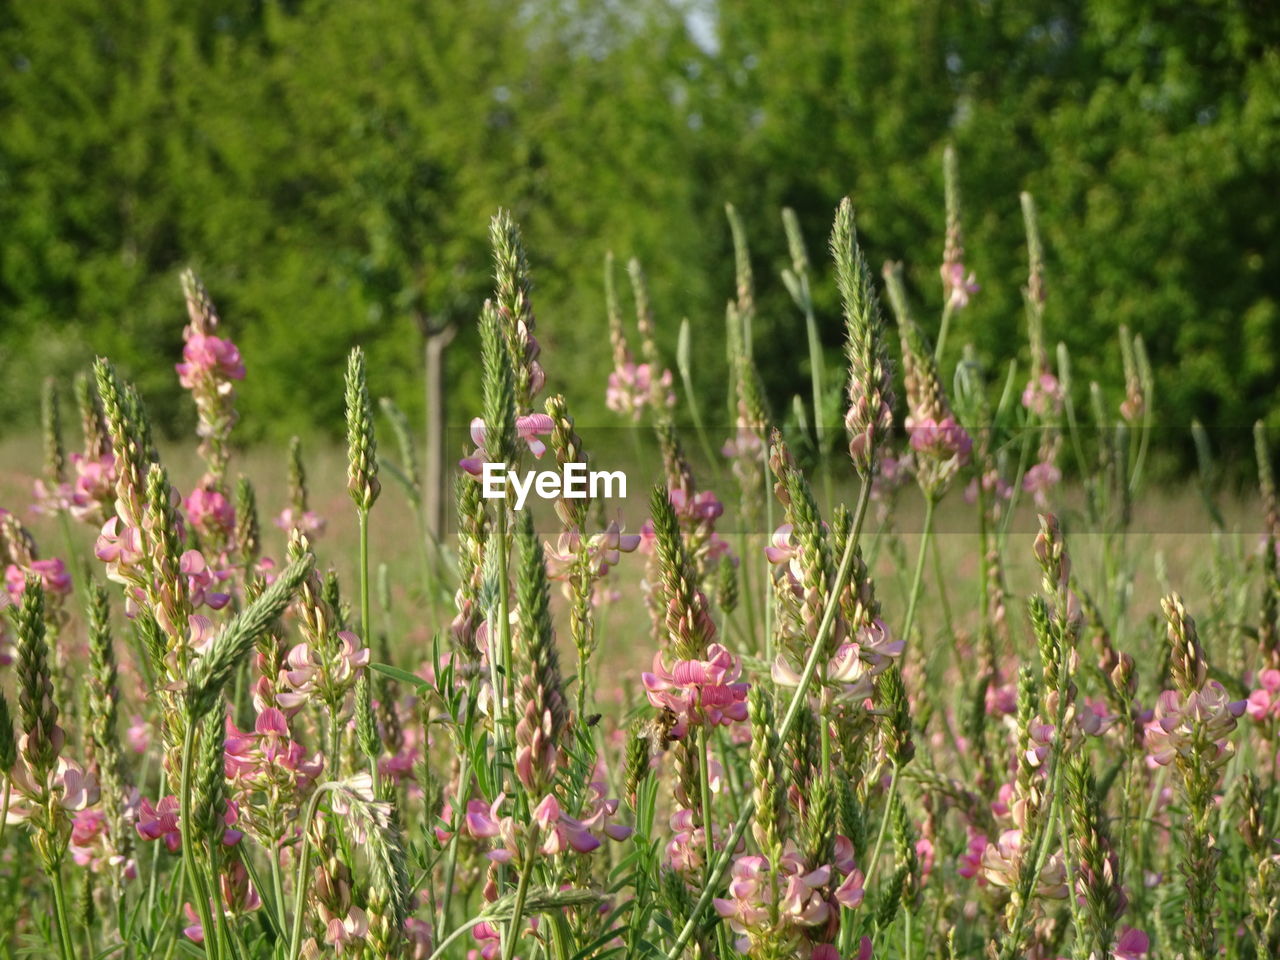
[1,0,1277,475]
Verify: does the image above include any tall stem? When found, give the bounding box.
[496,506,514,739]
[46,861,76,960]
[178,716,220,960]
[286,783,343,960]
[358,508,372,662]
[934,302,955,366]
[900,496,937,649]
[664,476,874,960]
[0,779,10,851]
[861,762,899,893]
[437,748,472,937]
[501,827,540,960]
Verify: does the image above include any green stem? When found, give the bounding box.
[696,726,716,877]
[358,507,372,656]
[861,762,899,892]
[496,506,514,740]
[425,915,490,960]
[263,835,288,939]
[664,475,874,960]
[286,782,345,960]
[998,612,1075,960]
[900,496,937,649]
[934,301,955,366]
[46,861,76,960]
[801,298,834,510]
[437,748,472,938]
[501,828,540,960]
[0,779,10,851]
[178,716,220,960]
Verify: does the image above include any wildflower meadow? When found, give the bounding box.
[3,158,1280,960]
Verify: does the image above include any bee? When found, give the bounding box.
[638,707,681,758]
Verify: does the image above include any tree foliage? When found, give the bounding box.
[1,0,1276,465]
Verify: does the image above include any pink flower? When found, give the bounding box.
[1022,373,1063,417]
[941,260,979,309]
[1247,668,1280,722]
[181,550,231,610]
[1144,682,1246,768]
[136,796,181,853]
[280,631,369,707]
[1078,697,1119,736]
[5,558,72,603]
[273,507,326,537]
[70,453,116,518]
[185,487,235,540]
[982,828,1067,897]
[532,794,600,855]
[463,795,506,840]
[544,523,642,581]
[127,715,152,754]
[668,486,724,522]
[31,479,76,517]
[1113,927,1149,960]
[764,523,796,567]
[459,414,555,475]
[404,917,433,958]
[964,470,1012,507]
[471,920,502,960]
[643,643,750,734]
[722,426,765,462]
[957,829,988,883]
[606,362,675,419]
[324,905,369,955]
[224,709,323,788]
[908,415,972,463]
[95,517,144,568]
[177,334,245,388]
[772,620,901,699]
[1022,461,1061,507]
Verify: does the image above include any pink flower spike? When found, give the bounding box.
[1113,927,1149,960]
[465,795,505,839]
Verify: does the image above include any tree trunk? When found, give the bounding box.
[423,320,456,543]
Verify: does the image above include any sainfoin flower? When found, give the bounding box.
[6,755,99,825]
[1246,668,1280,722]
[5,558,71,604]
[713,844,866,954]
[459,413,555,474]
[981,828,1068,898]
[544,522,642,581]
[772,619,902,698]
[70,808,137,877]
[606,361,674,419]
[184,486,234,539]
[1023,461,1061,507]
[643,643,750,736]
[279,631,370,707]
[1022,372,1063,417]
[940,260,979,309]
[908,415,972,463]
[95,517,144,570]
[1144,682,1246,768]
[181,550,231,610]
[176,333,245,388]
[273,507,326,537]
[224,708,323,788]
[1113,927,1150,960]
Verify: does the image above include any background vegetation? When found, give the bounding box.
[2,0,1277,468]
